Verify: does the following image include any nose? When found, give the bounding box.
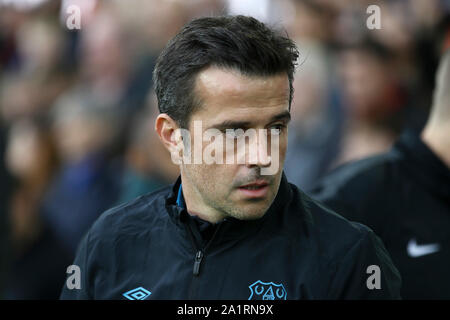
[246,129,272,168]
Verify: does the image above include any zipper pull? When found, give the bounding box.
[193,250,204,276]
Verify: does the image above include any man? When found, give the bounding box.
[310,49,450,299]
[61,15,400,300]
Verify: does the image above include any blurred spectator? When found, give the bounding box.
[283,45,344,189]
[3,116,71,299]
[287,0,333,42]
[0,16,73,122]
[333,38,407,166]
[40,88,122,256]
[77,7,130,111]
[282,0,343,190]
[5,117,57,252]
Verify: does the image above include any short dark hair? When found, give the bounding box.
[153,15,299,128]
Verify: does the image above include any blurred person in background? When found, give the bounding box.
[41,88,122,257]
[371,0,443,133]
[333,38,407,166]
[6,118,57,260]
[3,116,71,299]
[283,48,344,190]
[74,5,132,130]
[0,15,73,122]
[283,0,344,190]
[316,0,444,168]
[310,44,450,299]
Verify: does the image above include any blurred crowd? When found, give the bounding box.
[0,0,449,299]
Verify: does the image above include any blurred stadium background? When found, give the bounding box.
[0,0,449,299]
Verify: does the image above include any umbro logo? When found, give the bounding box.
[407,238,441,258]
[123,287,152,300]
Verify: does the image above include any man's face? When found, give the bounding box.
[179,66,290,223]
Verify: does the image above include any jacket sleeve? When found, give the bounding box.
[326,225,402,299]
[59,231,94,300]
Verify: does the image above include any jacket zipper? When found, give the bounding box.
[188,224,221,276]
[186,220,222,298]
[193,250,204,276]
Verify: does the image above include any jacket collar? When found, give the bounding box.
[165,171,293,239]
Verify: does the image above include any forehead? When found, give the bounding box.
[195,66,289,103]
[192,66,290,125]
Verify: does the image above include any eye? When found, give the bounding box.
[268,124,285,135]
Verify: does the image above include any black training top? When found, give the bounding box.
[309,130,450,299]
[60,172,401,300]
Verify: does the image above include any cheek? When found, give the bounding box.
[279,137,288,159]
[208,165,240,201]
[187,163,236,190]
[269,134,288,164]
[208,163,238,184]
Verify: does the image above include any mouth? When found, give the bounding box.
[237,180,270,198]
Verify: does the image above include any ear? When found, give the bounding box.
[155,114,184,163]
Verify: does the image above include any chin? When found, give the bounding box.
[231,204,270,221]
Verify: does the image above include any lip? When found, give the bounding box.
[239,180,269,188]
[237,180,270,198]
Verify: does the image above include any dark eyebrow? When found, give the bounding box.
[209,110,291,131]
[269,110,291,124]
[212,120,252,131]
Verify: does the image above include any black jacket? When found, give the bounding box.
[60,173,401,300]
[309,131,450,299]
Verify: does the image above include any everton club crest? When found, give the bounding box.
[248,280,287,300]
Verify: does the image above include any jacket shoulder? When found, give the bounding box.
[287,183,375,255]
[299,188,374,245]
[306,151,404,228]
[310,151,402,198]
[87,185,172,243]
[293,189,401,299]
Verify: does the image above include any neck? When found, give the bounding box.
[179,171,226,224]
[421,126,450,169]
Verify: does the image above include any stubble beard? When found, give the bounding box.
[184,165,280,222]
